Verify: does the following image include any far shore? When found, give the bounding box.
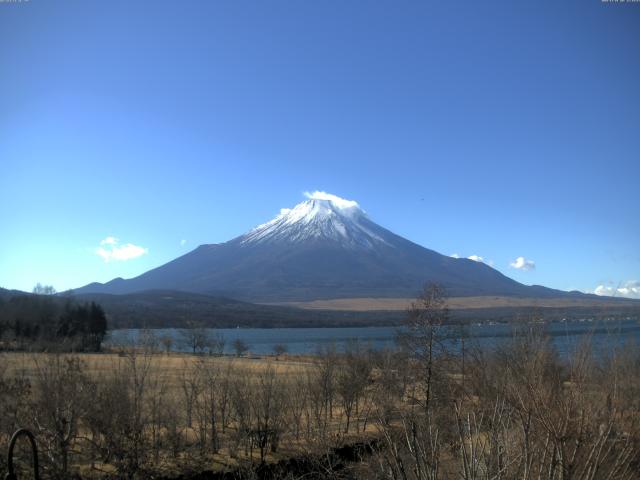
[265,295,640,311]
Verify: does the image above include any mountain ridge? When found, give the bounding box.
[72,193,611,302]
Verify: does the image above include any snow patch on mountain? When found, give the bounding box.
[241,193,390,248]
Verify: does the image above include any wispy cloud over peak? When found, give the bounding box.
[303,191,359,210]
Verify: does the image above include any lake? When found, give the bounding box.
[106,318,640,356]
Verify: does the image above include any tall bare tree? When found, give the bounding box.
[399,283,450,415]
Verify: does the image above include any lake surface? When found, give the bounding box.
[107,318,640,356]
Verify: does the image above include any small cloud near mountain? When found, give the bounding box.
[96,237,148,262]
[467,255,494,267]
[510,256,536,271]
[594,280,640,299]
[451,253,494,266]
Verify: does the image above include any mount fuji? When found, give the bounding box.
[74,192,580,302]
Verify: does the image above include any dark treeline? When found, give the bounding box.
[0,290,107,351]
[73,290,405,329]
[67,290,640,329]
[66,290,640,329]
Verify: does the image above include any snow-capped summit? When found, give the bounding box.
[241,192,389,248]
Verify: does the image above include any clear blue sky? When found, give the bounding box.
[1,1,639,297]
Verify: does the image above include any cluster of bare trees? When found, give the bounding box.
[176,323,226,356]
[0,342,378,479]
[0,286,638,479]
[371,285,640,480]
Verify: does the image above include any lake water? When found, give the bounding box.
[106,318,640,356]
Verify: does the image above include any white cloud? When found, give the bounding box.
[100,236,118,246]
[180,239,187,246]
[594,280,640,299]
[303,191,359,209]
[96,237,148,262]
[467,255,493,266]
[450,253,460,259]
[510,256,536,271]
[594,285,613,296]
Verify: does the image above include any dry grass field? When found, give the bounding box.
[1,322,639,479]
[1,351,315,383]
[269,295,640,311]
[0,348,381,479]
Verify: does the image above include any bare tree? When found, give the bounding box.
[399,283,450,415]
[218,361,234,433]
[233,339,249,357]
[336,341,371,433]
[249,365,286,462]
[83,350,155,478]
[0,358,32,480]
[305,345,338,443]
[32,283,56,295]
[273,343,287,358]
[180,360,200,429]
[206,332,226,356]
[144,356,170,464]
[180,323,210,354]
[159,334,173,354]
[31,355,89,478]
[229,370,252,457]
[194,357,223,453]
[287,374,308,440]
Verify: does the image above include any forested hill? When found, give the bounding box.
[68,289,640,328]
[72,290,402,328]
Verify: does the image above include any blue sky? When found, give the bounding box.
[1,1,639,297]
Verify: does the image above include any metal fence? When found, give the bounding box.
[4,429,39,480]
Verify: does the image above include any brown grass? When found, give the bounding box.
[1,351,315,387]
[267,295,640,311]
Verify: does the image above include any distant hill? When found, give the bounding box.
[73,290,402,329]
[71,289,640,328]
[0,287,30,301]
[72,194,606,303]
[3,288,637,330]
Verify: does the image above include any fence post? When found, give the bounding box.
[5,429,39,480]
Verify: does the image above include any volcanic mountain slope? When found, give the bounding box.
[75,193,586,302]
